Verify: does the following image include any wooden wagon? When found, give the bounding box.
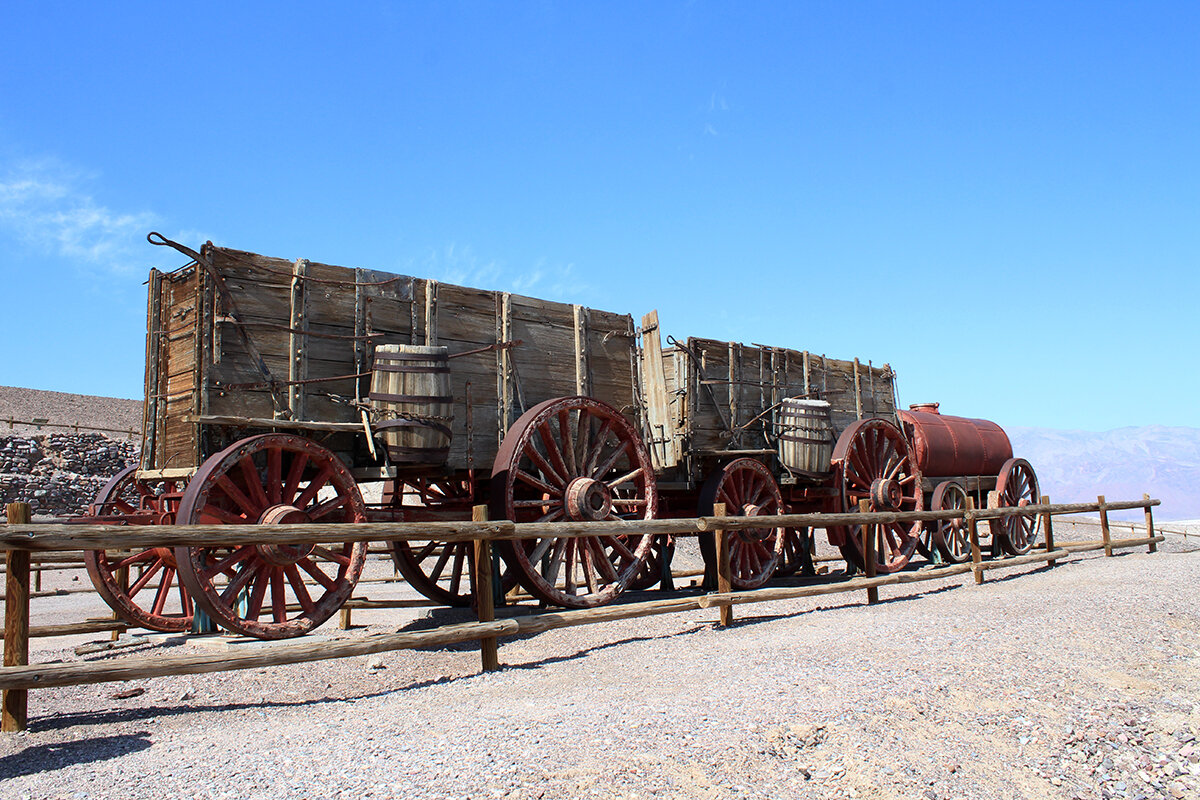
[81,234,1040,640]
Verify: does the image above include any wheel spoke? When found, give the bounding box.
[311,545,352,567]
[126,558,164,597]
[449,546,465,596]
[522,444,566,488]
[284,565,315,613]
[283,453,310,504]
[113,549,158,571]
[583,419,614,474]
[298,556,337,590]
[271,568,288,623]
[559,411,578,477]
[246,566,271,620]
[592,440,628,481]
[309,494,348,520]
[602,536,637,562]
[198,503,248,525]
[293,467,334,509]
[606,467,644,489]
[214,475,261,518]
[542,538,568,584]
[538,423,571,483]
[266,447,282,504]
[516,469,558,496]
[201,545,256,581]
[239,455,269,511]
[220,559,261,603]
[588,538,620,583]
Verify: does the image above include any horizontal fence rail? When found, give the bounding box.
[0,495,1164,732]
[0,498,1160,551]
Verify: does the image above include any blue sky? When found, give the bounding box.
[0,2,1196,431]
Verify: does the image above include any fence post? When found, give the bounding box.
[1041,495,1055,565]
[713,502,733,627]
[112,564,129,640]
[1099,495,1112,557]
[3,502,31,733]
[1144,493,1156,553]
[471,505,499,672]
[966,496,983,585]
[858,499,878,604]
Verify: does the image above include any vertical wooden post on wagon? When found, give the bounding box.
[1099,495,1112,557]
[1040,495,1056,565]
[471,505,499,672]
[3,502,31,733]
[1143,493,1156,553]
[857,499,878,604]
[966,496,983,585]
[713,502,733,627]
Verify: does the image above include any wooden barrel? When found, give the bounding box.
[775,398,834,474]
[369,344,453,466]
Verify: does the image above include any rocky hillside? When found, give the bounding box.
[0,432,139,518]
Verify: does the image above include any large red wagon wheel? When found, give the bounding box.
[175,434,368,639]
[83,465,194,633]
[385,478,517,606]
[699,458,785,590]
[929,480,972,564]
[989,458,1040,555]
[830,419,924,573]
[490,396,658,609]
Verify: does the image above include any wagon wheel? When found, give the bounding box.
[175,434,368,639]
[989,458,1040,555]
[490,396,658,609]
[929,480,972,564]
[776,528,815,577]
[830,419,924,573]
[385,478,517,607]
[83,465,194,633]
[699,459,785,590]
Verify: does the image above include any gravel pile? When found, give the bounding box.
[0,432,139,517]
[2,531,1197,800]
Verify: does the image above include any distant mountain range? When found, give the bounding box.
[1006,426,1200,521]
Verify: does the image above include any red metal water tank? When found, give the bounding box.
[896,403,1013,478]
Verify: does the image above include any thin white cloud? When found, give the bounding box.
[704,123,719,137]
[414,245,594,303]
[0,159,157,274]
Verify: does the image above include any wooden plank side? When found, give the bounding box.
[158,268,200,470]
[639,311,679,470]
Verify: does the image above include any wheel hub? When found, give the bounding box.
[564,477,614,521]
[870,478,903,510]
[256,504,316,566]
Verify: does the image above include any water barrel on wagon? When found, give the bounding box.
[775,398,834,474]
[369,344,453,466]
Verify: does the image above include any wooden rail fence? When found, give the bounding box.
[1,494,1162,733]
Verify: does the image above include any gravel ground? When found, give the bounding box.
[2,524,1198,800]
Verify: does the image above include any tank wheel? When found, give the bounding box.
[83,465,194,633]
[490,396,658,609]
[699,458,785,590]
[385,478,517,607]
[175,434,368,639]
[830,418,924,573]
[929,480,972,564]
[990,458,1040,555]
